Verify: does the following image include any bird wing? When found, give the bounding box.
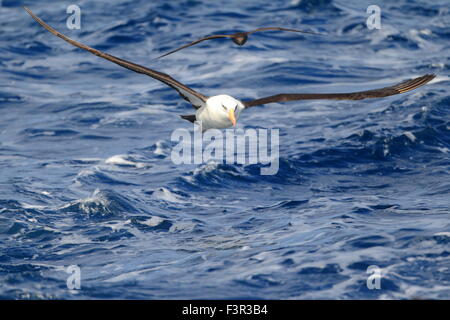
[156,34,231,59]
[24,7,208,109]
[247,26,321,36]
[244,74,435,108]
[157,27,320,59]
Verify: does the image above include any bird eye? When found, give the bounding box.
[222,104,227,110]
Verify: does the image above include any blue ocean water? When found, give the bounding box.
[0,0,449,299]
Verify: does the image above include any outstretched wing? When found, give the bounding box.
[244,74,435,108]
[156,34,231,59]
[24,7,208,109]
[157,26,320,59]
[247,27,321,36]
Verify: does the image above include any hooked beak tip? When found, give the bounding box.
[228,109,236,127]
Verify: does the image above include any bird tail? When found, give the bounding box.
[180,114,196,123]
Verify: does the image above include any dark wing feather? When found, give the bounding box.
[247,27,321,36]
[156,35,231,59]
[24,7,208,109]
[244,74,435,108]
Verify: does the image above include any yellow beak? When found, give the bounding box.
[228,109,236,126]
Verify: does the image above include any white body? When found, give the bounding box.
[195,94,245,131]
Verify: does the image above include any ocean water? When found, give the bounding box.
[0,0,449,299]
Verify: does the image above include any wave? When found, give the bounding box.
[60,189,139,219]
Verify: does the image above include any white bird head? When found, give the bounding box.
[206,94,244,127]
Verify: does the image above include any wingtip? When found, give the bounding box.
[155,53,168,60]
[396,73,436,93]
[418,73,437,85]
[423,73,437,83]
[422,73,436,79]
[23,6,35,18]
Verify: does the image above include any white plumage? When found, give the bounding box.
[196,95,245,131]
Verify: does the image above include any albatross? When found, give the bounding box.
[24,7,436,132]
[157,27,321,59]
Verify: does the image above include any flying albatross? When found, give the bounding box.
[157,27,321,59]
[24,7,436,132]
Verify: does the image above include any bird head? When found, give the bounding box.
[207,95,244,127]
[232,33,248,46]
